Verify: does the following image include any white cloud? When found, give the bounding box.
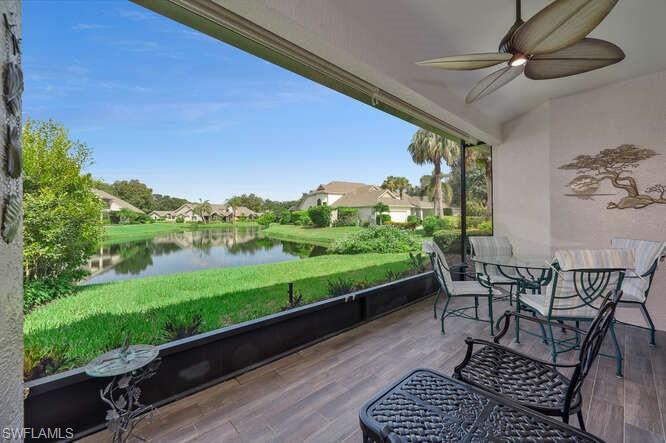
[73,23,109,31]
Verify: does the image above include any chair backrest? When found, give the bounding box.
[565,290,620,414]
[468,236,513,275]
[424,241,454,294]
[543,249,633,318]
[611,238,666,302]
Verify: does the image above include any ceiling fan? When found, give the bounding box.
[417,0,625,103]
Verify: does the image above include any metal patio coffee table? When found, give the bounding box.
[359,368,603,442]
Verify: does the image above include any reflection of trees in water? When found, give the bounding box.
[280,241,327,258]
[87,227,328,277]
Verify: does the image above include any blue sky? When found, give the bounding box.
[23,0,434,202]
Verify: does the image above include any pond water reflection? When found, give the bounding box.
[84,227,327,285]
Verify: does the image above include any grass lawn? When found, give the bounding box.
[261,224,364,247]
[103,221,257,245]
[24,253,413,368]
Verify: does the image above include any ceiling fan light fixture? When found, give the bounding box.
[510,54,528,67]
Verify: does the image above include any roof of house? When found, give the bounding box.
[331,186,415,209]
[172,203,231,216]
[149,210,171,216]
[232,206,259,217]
[314,181,370,194]
[92,189,145,214]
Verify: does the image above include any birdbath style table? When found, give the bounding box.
[85,343,160,443]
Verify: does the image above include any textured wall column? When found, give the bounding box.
[0,0,23,436]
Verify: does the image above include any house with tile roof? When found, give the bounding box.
[293,181,442,224]
[93,189,145,215]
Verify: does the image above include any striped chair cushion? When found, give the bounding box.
[424,241,454,291]
[469,236,514,280]
[554,249,634,271]
[611,238,665,302]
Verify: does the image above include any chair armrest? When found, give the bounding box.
[494,310,585,343]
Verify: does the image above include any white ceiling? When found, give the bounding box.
[222,0,666,142]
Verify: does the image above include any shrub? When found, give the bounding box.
[175,216,185,223]
[433,230,462,254]
[406,215,421,225]
[278,210,292,224]
[257,211,276,228]
[408,252,427,274]
[477,220,492,233]
[466,216,488,229]
[327,277,360,296]
[162,314,204,341]
[330,226,420,254]
[24,345,70,381]
[282,283,304,310]
[335,207,358,227]
[466,200,488,216]
[290,210,311,226]
[386,221,417,231]
[385,269,403,282]
[442,207,453,216]
[308,205,332,227]
[423,216,459,235]
[23,270,85,312]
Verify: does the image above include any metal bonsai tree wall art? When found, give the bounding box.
[559,144,665,209]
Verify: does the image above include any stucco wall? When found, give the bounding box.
[0,0,23,434]
[494,69,666,329]
[493,101,551,256]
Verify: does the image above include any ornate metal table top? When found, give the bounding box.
[85,344,159,378]
[472,254,553,270]
[359,369,603,443]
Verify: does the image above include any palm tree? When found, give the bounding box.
[373,202,389,225]
[408,129,459,216]
[194,199,213,223]
[381,176,412,199]
[466,144,492,213]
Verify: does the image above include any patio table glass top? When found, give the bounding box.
[472,255,553,270]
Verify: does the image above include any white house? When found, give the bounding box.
[92,189,145,215]
[293,180,441,224]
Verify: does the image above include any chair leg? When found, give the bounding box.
[609,322,623,377]
[547,322,558,364]
[474,296,479,320]
[440,295,452,335]
[488,292,494,336]
[577,410,586,431]
[532,310,548,344]
[640,303,656,346]
[433,288,441,319]
[515,301,521,344]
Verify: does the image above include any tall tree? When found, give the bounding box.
[466,144,492,213]
[226,193,263,212]
[153,194,189,211]
[111,179,154,212]
[408,129,459,216]
[381,176,412,199]
[22,119,103,281]
[193,200,213,223]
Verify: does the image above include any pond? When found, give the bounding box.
[83,227,327,285]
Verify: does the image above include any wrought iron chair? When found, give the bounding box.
[611,238,666,345]
[427,243,502,335]
[516,249,633,376]
[468,236,518,303]
[454,290,621,431]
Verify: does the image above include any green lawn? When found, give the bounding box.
[261,224,364,247]
[103,221,257,245]
[24,253,413,367]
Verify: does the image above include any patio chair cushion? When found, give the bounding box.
[469,236,515,277]
[458,344,581,413]
[450,280,502,296]
[611,238,665,303]
[554,249,634,271]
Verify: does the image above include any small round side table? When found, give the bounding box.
[86,343,160,443]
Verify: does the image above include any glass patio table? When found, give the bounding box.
[471,255,554,291]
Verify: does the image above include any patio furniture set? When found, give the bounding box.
[359,236,665,442]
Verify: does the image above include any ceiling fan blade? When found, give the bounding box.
[511,0,618,55]
[416,53,512,70]
[465,65,523,104]
[525,38,624,80]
